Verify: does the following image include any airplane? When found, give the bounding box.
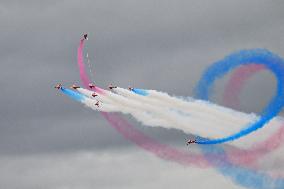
[89,83,96,89]
[108,84,117,90]
[95,101,100,107]
[83,34,88,40]
[54,83,62,89]
[70,84,80,90]
[128,86,134,91]
[186,139,196,145]
[92,93,98,97]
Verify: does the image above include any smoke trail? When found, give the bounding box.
[77,39,104,94]
[124,85,284,166]
[78,86,237,140]
[60,87,86,102]
[62,86,208,167]
[76,37,210,167]
[115,87,252,129]
[114,86,284,151]
[77,36,283,158]
[223,64,284,166]
[114,57,284,188]
[194,49,284,144]
[223,64,264,109]
[77,39,90,89]
[200,144,284,189]
[102,112,209,167]
[60,86,284,189]
[195,60,284,189]
[132,88,149,96]
[75,36,284,188]
[77,87,183,127]
[127,64,284,166]
[127,87,253,127]
[60,87,117,112]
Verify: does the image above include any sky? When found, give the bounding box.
[1,0,284,188]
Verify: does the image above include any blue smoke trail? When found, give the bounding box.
[195,49,284,189]
[127,51,284,188]
[132,88,149,96]
[131,76,284,188]
[194,49,284,145]
[60,87,86,102]
[199,144,284,189]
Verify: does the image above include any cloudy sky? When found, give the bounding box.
[1,0,284,188]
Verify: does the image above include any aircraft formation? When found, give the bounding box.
[55,82,196,145]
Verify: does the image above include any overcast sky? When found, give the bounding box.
[1,0,284,188]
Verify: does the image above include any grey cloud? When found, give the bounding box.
[0,0,283,156]
[1,1,284,188]
[0,149,244,189]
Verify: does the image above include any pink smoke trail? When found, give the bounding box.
[102,112,209,167]
[223,64,284,167]
[78,39,104,94]
[77,37,209,168]
[77,37,284,170]
[227,125,284,167]
[223,64,264,109]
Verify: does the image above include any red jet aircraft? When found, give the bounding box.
[89,83,96,89]
[70,84,80,90]
[83,34,88,40]
[128,87,134,91]
[186,139,196,145]
[54,84,62,89]
[95,101,100,107]
[108,84,117,90]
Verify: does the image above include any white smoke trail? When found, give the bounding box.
[76,88,226,135]
[126,89,284,147]
[74,87,284,149]
[114,87,255,126]
[113,87,254,135]
[76,88,173,126]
